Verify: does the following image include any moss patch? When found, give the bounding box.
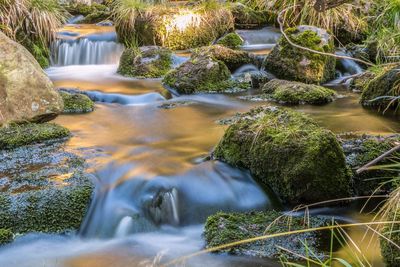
[117,46,172,78]
[0,229,13,245]
[0,123,70,150]
[60,91,94,114]
[262,79,336,105]
[213,106,351,205]
[216,32,243,49]
[230,3,276,29]
[263,26,336,84]
[204,211,332,259]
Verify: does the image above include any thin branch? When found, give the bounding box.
[356,144,400,174]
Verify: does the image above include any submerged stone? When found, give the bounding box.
[213,106,351,205]
[0,123,70,150]
[194,45,257,72]
[204,211,332,260]
[263,26,336,84]
[216,32,244,49]
[0,32,63,125]
[60,91,94,114]
[262,79,336,105]
[118,46,173,78]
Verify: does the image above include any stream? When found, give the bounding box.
[0,24,397,267]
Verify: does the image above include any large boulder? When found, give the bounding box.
[194,45,258,72]
[263,26,336,84]
[117,46,172,78]
[0,32,63,125]
[361,65,400,109]
[213,106,351,205]
[262,79,336,105]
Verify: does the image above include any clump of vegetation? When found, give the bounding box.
[229,2,276,29]
[0,0,66,67]
[117,46,172,78]
[0,123,70,150]
[262,79,336,105]
[0,229,13,245]
[111,0,233,50]
[216,32,244,49]
[65,2,110,23]
[60,91,94,114]
[263,27,336,84]
[213,106,351,205]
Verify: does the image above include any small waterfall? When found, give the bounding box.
[51,32,124,66]
[336,50,364,75]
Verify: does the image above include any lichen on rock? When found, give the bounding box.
[213,106,351,205]
[263,26,336,84]
[262,79,336,105]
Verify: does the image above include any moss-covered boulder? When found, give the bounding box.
[360,65,400,109]
[204,211,332,259]
[230,3,276,29]
[60,91,94,114]
[262,79,336,105]
[0,229,13,245]
[0,123,70,150]
[194,45,257,72]
[340,134,400,196]
[216,32,244,49]
[0,32,63,125]
[263,26,336,84]
[117,46,172,78]
[213,106,351,205]
[380,208,400,267]
[163,55,232,94]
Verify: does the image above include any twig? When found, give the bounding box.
[356,144,400,174]
[277,6,375,67]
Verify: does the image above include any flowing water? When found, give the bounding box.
[0,25,398,266]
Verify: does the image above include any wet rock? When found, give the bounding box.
[213,106,351,205]
[0,32,63,125]
[118,46,172,78]
[157,101,196,110]
[361,65,400,109]
[0,123,70,150]
[262,79,336,105]
[204,211,332,260]
[230,3,276,29]
[235,70,275,89]
[194,45,257,72]
[0,229,13,245]
[59,91,94,114]
[216,32,244,49]
[163,54,248,94]
[339,133,400,196]
[0,139,94,235]
[263,26,336,84]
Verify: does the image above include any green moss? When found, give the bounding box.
[16,33,50,68]
[230,3,276,29]
[216,32,244,49]
[204,211,331,259]
[214,107,351,205]
[380,208,400,267]
[117,46,172,78]
[263,27,336,84]
[60,91,94,114]
[360,65,400,109]
[0,123,70,150]
[262,79,336,105]
[0,229,13,245]
[350,71,376,92]
[66,3,107,16]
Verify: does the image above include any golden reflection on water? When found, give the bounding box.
[58,24,116,39]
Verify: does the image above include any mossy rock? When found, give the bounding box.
[163,55,233,94]
[216,32,244,49]
[262,79,336,105]
[213,106,351,205]
[66,3,108,16]
[380,208,400,267]
[349,71,376,93]
[60,91,94,114]
[360,65,400,109]
[117,46,172,78]
[0,123,70,150]
[81,10,110,24]
[0,140,94,235]
[204,211,332,259]
[340,134,400,196]
[194,45,256,72]
[0,229,13,245]
[230,3,276,29]
[263,26,336,84]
